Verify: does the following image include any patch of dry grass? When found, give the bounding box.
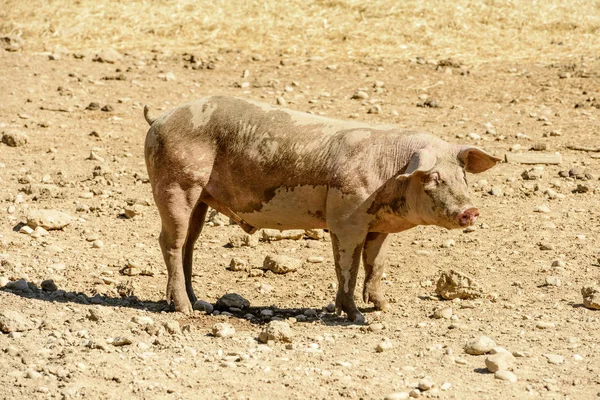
[1,0,599,62]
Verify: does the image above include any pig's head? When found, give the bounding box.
[397,145,500,229]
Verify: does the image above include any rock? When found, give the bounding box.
[193,300,214,313]
[544,276,561,287]
[261,229,304,241]
[376,339,393,352]
[436,270,483,300]
[1,35,25,52]
[581,286,600,310]
[228,233,258,248]
[433,307,453,319]
[0,277,8,287]
[384,392,409,400]
[26,209,73,230]
[304,229,325,240]
[441,239,456,248]
[352,90,369,100]
[1,130,29,147]
[112,337,133,346]
[464,336,496,355]
[164,320,181,335]
[5,279,28,291]
[86,102,101,111]
[86,307,111,322]
[216,293,250,310]
[258,320,293,343]
[212,322,235,338]
[92,240,104,249]
[262,255,302,274]
[495,370,518,383]
[123,204,144,219]
[206,209,230,226]
[485,353,515,372]
[418,378,434,391]
[228,257,248,271]
[93,48,122,63]
[131,315,153,325]
[248,269,264,277]
[306,256,324,263]
[41,279,58,292]
[0,310,35,333]
[23,183,61,197]
[534,204,551,213]
[536,321,555,329]
[543,353,564,365]
[276,96,287,106]
[522,167,544,180]
[257,282,273,294]
[367,105,382,114]
[25,369,42,379]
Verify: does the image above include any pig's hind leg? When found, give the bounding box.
[153,182,203,314]
[182,200,209,305]
[362,232,392,312]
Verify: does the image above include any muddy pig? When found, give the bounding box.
[143,96,500,322]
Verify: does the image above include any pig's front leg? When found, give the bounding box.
[330,230,367,323]
[362,232,392,312]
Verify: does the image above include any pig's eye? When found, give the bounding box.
[423,172,440,187]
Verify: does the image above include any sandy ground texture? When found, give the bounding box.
[1,1,600,399]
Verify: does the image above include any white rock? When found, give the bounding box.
[262,255,302,274]
[495,370,517,383]
[376,340,393,352]
[534,205,551,213]
[212,323,235,338]
[418,378,434,391]
[131,315,153,325]
[543,353,564,365]
[258,320,293,343]
[465,336,496,355]
[26,209,73,230]
[433,307,453,319]
[384,392,409,400]
[485,353,514,372]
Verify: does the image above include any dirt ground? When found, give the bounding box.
[1,2,600,399]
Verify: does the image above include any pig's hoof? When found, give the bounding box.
[349,311,366,324]
[173,300,193,315]
[374,300,391,312]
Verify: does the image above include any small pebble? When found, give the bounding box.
[376,340,393,352]
[464,336,496,355]
[384,392,409,400]
[543,353,564,365]
[212,323,235,338]
[418,378,434,391]
[433,307,453,319]
[495,370,518,383]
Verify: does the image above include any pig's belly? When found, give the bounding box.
[238,185,328,230]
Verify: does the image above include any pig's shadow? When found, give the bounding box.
[1,286,367,327]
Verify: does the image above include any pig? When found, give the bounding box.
[143,96,500,322]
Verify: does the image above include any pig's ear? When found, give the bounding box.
[457,147,501,174]
[397,148,437,180]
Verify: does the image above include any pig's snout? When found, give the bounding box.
[458,208,479,226]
